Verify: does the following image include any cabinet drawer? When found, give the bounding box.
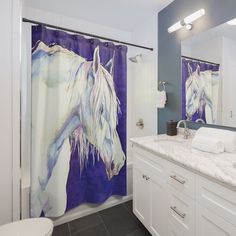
[167,220,187,236]
[196,204,236,236]
[133,146,168,171]
[167,187,195,236]
[167,162,195,199]
[196,175,236,227]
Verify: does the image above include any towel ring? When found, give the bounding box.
[159,81,166,91]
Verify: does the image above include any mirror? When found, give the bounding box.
[181,18,236,127]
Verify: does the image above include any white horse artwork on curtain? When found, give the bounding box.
[31,41,126,217]
[185,64,219,124]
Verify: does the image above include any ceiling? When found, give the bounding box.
[23,0,174,31]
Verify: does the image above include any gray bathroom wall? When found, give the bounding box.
[158,0,236,134]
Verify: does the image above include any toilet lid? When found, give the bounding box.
[0,218,53,236]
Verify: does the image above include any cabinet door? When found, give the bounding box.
[196,205,236,236]
[149,177,167,236]
[133,167,150,224]
[133,148,168,236]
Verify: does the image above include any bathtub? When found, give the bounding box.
[21,161,133,225]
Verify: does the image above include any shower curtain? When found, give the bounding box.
[182,58,220,124]
[31,25,127,217]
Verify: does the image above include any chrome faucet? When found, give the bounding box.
[195,118,205,124]
[176,120,190,139]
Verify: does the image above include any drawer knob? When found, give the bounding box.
[170,175,186,185]
[170,206,186,219]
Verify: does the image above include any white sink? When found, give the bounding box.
[151,137,191,155]
[154,138,185,144]
[152,137,187,146]
[131,135,192,155]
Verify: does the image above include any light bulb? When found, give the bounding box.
[227,18,236,25]
[168,21,183,33]
[184,9,205,25]
[167,9,205,33]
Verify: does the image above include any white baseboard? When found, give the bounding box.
[53,194,133,226]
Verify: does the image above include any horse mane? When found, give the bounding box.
[68,47,121,175]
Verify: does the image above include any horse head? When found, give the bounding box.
[70,47,125,180]
[185,63,214,122]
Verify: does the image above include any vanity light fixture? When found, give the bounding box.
[227,18,236,25]
[168,9,205,33]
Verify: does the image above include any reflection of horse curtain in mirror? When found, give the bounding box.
[31,25,127,217]
[182,58,220,124]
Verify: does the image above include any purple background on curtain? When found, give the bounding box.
[32,25,127,213]
[181,58,220,123]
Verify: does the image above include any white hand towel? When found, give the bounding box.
[157,90,167,108]
[195,127,236,153]
[191,135,224,154]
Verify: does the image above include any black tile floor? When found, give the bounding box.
[53,201,151,236]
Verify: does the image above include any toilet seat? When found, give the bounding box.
[0,218,53,236]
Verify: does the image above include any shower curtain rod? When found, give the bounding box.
[22,18,154,51]
[182,55,220,66]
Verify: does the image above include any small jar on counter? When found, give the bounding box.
[166,120,178,136]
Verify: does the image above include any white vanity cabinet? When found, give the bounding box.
[132,145,236,236]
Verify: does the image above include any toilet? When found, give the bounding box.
[0,218,53,236]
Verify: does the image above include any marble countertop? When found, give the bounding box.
[130,134,236,190]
